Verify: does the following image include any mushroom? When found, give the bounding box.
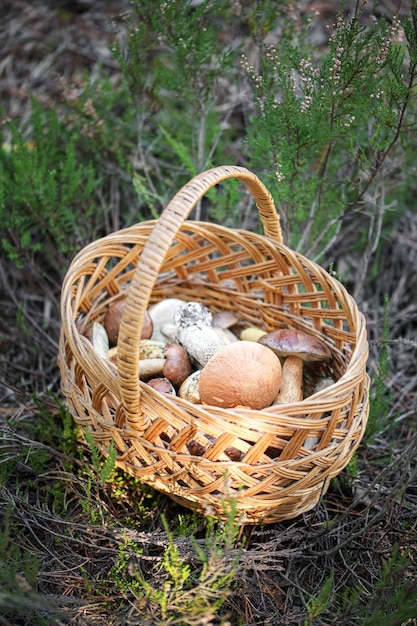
[83,322,109,358]
[179,370,202,404]
[139,340,166,360]
[212,310,239,343]
[187,439,206,456]
[107,339,165,363]
[258,329,331,403]
[175,301,229,368]
[162,343,193,388]
[213,327,238,344]
[198,341,282,410]
[212,310,239,330]
[187,438,242,462]
[146,377,176,395]
[139,358,167,379]
[148,298,185,342]
[107,340,166,379]
[104,297,153,345]
[239,326,267,342]
[107,339,192,385]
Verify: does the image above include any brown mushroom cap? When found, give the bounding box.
[146,377,176,395]
[104,297,153,345]
[259,329,331,362]
[212,310,239,329]
[198,341,282,410]
[162,343,193,388]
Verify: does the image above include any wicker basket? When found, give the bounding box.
[58,165,369,524]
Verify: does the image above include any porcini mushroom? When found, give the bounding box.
[198,341,282,410]
[83,322,109,358]
[179,370,202,404]
[175,301,229,368]
[148,298,185,342]
[146,377,176,395]
[104,297,153,345]
[211,310,239,343]
[162,343,193,388]
[212,310,239,330]
[258,329,331,403]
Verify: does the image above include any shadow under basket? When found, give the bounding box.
[58,165,370,525]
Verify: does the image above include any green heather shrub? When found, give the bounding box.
[0,101,98,272]
[0,77,141,276]
[111,512,239,625]
[241,2,417,256]
[112,0,239,221]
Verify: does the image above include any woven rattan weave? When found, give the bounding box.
[58,165,369,524]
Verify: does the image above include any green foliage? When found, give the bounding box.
[0,100,98,270]
[242,4,417,254]
[331,452,360,495]
[3,1,416,271]
[341,546,417,625]
[111,512,239,624]
[58,401,82,470]
[0,503,38,587]
[112,0,239,219]
[304,570,334,625]
[83,429,117,485]
[78,430,117,524]
[114,0,235,110]
[0,73,144,277]
[0,503,59,623]
[299,546,417,625]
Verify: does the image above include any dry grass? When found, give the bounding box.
[1,1,417,625]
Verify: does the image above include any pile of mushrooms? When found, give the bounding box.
[83,296,333,457]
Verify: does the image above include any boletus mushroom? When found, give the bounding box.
[162,343,193,388]
[104,297,153,345]
[175,301,229,368]
[83,322,109,358]
[258,329,331,403]
[146,377,176,395]
[148,298,185,342]
[198,340,282,410]
[178,370,202,404]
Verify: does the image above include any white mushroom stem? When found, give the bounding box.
[149,298,185,342]
[259,329,331,405]
[275,356,303,404]
[139,358,166,379]
[85,322,110,359]
[175,301,228,368]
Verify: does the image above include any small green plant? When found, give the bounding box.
[0,503,39,589]
[78,430,117,524]
[0,72,143,283]
[332,452,360,495]
[339,546,417,625]
[0,502,60,622]
[304,570,334,625]
[58,401,82,470]
[111,511,240,624]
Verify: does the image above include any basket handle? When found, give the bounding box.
[117,165,282,432]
